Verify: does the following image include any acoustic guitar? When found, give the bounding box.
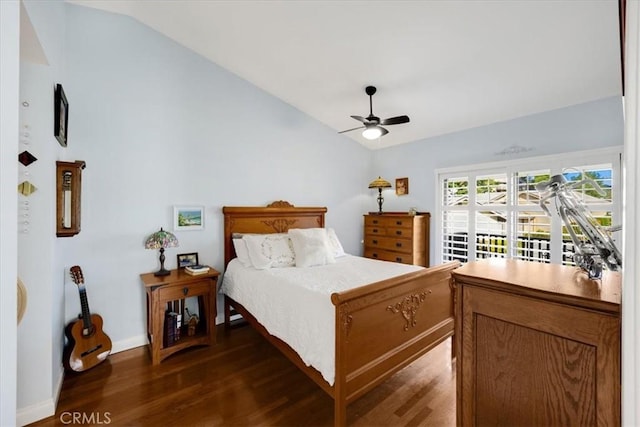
[64,266,112,372]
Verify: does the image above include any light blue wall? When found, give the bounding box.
[373,96,623,211]
[371,96,623,262]
[17,0,67,424]
[62,3,371,351]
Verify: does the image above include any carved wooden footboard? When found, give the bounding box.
[222,202,459,426]
[331,261,459,426]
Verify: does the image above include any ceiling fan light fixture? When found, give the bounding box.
[362,126,382,140]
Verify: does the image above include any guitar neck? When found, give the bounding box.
[78,285,92,329]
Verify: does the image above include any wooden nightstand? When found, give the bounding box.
[140,267,219,365]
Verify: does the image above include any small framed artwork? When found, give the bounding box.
[174,206,204,231]
[54,84,69,147]
[396,177,409,196]
[177,252,199,268]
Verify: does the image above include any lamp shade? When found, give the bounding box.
[145,227,179,250]
[368,176,392,189]
[145,227,179,276]
[368,176,392,214]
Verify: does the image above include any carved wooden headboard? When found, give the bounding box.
[222,201,327,268]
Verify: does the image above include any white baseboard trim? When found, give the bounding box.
[16,366,64,426]
[16,397,56,427]
[111,334,148,354]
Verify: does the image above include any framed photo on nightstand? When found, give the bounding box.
[177,252,199,268]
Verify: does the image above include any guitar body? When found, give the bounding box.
[64,313,112,372]
[65,266,112,372]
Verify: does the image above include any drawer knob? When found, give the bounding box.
[372,220,378,224]
[396,230,402,235]
[396,221,402,225]
[372,253,378,258]
[396,257,402,262]
[183,287,189,296]
[373,228,378,233]
[396,243,402,248]
[372,239,378,244]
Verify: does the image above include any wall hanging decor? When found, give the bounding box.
[396,177,409,195]
[54,83,69,147]
[174,206,204,231]
[17,278,27,324]
[18,150,37,167]
[56,160,86,237]
[18,181,37,196]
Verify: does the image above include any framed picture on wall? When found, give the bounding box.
[173,206,204,231]
[54,84,69,147]
[396,177,409,196]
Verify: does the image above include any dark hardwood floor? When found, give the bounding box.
[29,325,455,426]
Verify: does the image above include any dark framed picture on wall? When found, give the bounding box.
[54,83,69,147]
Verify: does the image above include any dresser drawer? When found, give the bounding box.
[365,235,412,253]
[158,279,212,301]
[365,226,412,238]
[365,226,387,236]
[364,215,414,229]
[364,248,414,264]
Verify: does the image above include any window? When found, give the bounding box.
[437,148,621,265]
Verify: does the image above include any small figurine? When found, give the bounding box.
[185,308,199,337]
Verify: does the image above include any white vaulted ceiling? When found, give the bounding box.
[67,0,623,149]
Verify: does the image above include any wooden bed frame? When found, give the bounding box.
[222,201,460,426]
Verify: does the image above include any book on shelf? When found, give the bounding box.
[175,313,182,341]
[163,311,178,347]
[185,264,209,275]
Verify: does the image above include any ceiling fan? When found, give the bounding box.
[339,86,410,140]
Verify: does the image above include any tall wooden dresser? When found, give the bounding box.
[363,212,430,267]
[452,259,621,427]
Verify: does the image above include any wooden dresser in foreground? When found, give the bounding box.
[363,212,430,266]
[452,259,621,427]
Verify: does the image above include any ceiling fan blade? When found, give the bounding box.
[378,126,389,137]
[350,115,369,124]
[338,125,365,134]
[380,115,410,126]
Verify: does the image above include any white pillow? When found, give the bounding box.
[243,233,296,269]
[232,238,252,268]
[327,228,346,258]
[288,228,336,268]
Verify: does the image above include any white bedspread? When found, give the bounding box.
[220,255,423,385]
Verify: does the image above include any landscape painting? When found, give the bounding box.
[174,206,204,231]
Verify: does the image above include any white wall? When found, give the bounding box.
[371,96,624,264]
[0,2,20,426]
